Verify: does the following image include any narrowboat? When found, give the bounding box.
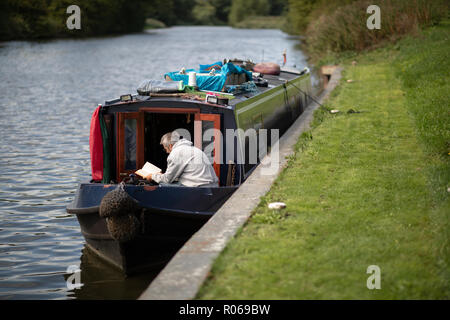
[66,59,312,275]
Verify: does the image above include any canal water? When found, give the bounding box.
[0,26,309,299]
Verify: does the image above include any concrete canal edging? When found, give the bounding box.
[139,67,343,300]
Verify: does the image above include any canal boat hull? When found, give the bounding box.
[67,183,237,274]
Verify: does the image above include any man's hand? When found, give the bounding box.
[144,173,152,181]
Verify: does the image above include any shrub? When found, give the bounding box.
[302,0,448,56]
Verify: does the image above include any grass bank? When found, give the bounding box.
[196,21,449,299]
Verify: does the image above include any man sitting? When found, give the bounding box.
[144,131,219,187]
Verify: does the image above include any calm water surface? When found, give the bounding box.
[0,26,309,299]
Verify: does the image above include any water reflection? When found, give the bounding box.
[65,246,160,300]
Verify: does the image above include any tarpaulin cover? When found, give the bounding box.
[137,80,184,95]
[89,106,103,181]
[164,62,252,92]
[199,61,223,73]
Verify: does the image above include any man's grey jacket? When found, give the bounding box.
[152,138,219,187]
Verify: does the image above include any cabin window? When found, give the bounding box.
[117,112,144,181]
[124,119,137,170]
[194,113,221,182]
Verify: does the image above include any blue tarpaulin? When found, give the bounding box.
[164,62,252,92]
[199,61,223,73]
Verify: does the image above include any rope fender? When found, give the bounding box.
[99,183,141,242]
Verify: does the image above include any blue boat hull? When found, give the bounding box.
[66,183,238,274]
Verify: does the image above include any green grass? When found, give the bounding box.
[393,21,450,205]
[196,22,449,299]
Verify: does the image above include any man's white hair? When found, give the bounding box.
[160,131,181,147]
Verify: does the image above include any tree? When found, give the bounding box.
[228,0,270,26]
[173,0,195,24]
[0,0,148,40]
[285,0,318,34]
[210,0,231,23]
[193,0,217,25]
[269,0,287,16]
[144,0,177,26]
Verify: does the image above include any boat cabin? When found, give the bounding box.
[90,60,312,188]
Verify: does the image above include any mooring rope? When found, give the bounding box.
[286,80,324,107]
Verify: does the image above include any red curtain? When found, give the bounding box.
[89,106,103,181]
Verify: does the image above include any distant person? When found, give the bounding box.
[144,131,219,187]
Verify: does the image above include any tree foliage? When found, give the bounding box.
[192,0,217,25]
[228,0,270,25]
[228,0,287,26]
[0,0,289,40]
[284,0,358,34]
[0,0,148,40]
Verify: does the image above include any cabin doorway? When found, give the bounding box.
[116,107,222,183]
[144,111,195,172]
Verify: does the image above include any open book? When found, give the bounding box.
[135,162,162,178]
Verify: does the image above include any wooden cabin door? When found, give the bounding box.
[117,112,144,181]
[194,114,221,182]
